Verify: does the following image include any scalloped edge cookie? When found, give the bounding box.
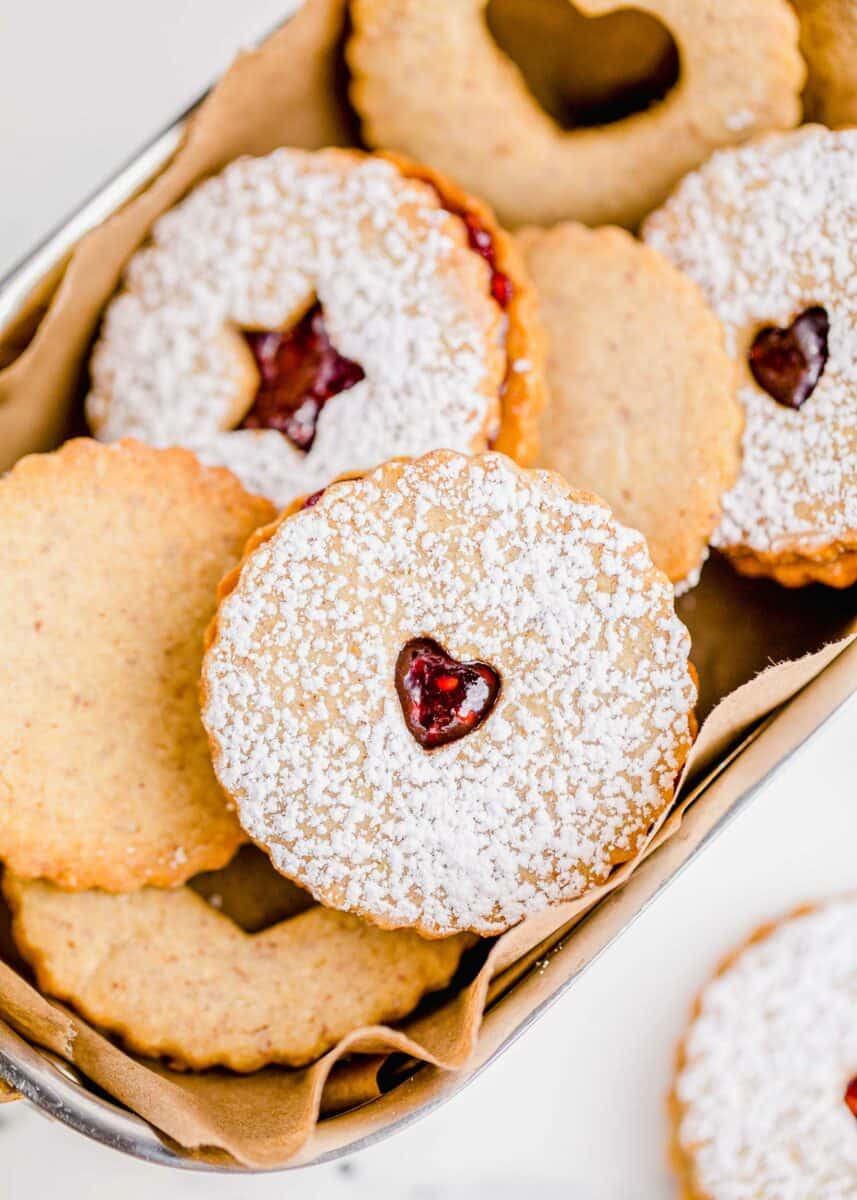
[201,450,696,938]
[669,898,857,1199]
[348,0,804,229]
[517,222,742,589]
[3,867,470,1072]
[0,438,275,891]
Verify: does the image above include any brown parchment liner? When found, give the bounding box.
[0,0,854,1169]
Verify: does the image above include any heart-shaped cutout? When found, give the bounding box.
[486,0,679,129]
[748,306,829,410]
[396,637,501,749]
[241,302,365,451]
[845,1076,857,1119]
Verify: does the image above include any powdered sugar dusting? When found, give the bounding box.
[87,150,503,507]
[676,898,857,1199]
[644,127,857,557]
[202,452,695,936]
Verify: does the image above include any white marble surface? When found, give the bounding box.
[1,4,855,1197]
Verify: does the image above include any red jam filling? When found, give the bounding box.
[240,304,365,451]
[300,475,362,510]
[395,637,500,749]
[461,211,513,309]
[748,305,829,410]
[845,1077,857,1118]
[425,181,513,310]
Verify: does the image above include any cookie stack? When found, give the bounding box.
[0,432,697,1068]
[0,440,473,1069]
[0,2,854,1185]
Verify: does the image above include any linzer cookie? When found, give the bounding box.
[347,0,804,229]
[201,451,696,938]
[0,439,274,891]
[86,148,545,506]
[3,863,470,1072]
[792,0,857,127]
[517,223,742,592]
[670,898,857,1199]
[644,126,857,587]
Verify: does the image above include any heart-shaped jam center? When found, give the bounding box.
[748,306,829,410]
[241,303,365,451]
[395,638,500,749]
[845,1076,857,1118]
[486,0,679,129]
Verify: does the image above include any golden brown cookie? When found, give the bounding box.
[0,439,275,891]
[670,898,857,1199]
[86,148,545,507]
[793,0,857,127]
[518,223,742,591]
[644,126,857,588]
[3,864,470,1073]
[201,450,696,938]
[347,0,804,229]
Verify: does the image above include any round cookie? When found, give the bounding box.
[644,126,857,587]
[671,898,857,1199]
[0,439,275,891]
[517,223,742,591]
[87,148,545,507]
[792,0,857,127]
[3,864,469,1072]
[347,0,804,230]
[201,450,697,938]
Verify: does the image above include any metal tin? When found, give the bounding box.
[0,56,855,1173]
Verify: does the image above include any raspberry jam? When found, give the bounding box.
[427,182,513,309]
[241,304,365,451]
[395,637,500,749]
[461,211,514,309]
[748,306,829,410]
[845,1077,857,1118]
[239,200,509,450]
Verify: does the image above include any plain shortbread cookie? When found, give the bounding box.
[0,439,274,891]
[518,222,742,591]
[4,864,470,1072]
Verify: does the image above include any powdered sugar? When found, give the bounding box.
[202,452,695,936]
[644,127,857,558]
[87,150,503,507]
[676,898,857,1199]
